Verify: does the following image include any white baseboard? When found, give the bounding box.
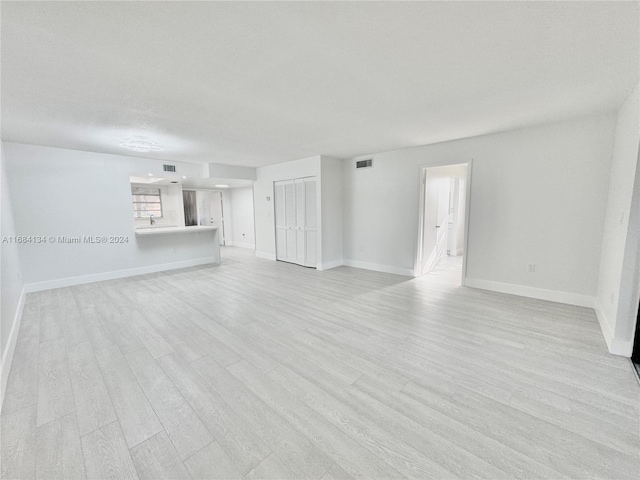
[464,278,594,308]
[227,241,255,250]
[24,257,219,293]
[594,300,634,357]
[255,251,276,261]
[1,286,26,411]
[609,338,634,357]
[317,259,344,271]
[343,259,413,277]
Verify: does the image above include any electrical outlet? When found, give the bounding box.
[527,263,536,273]
[242,233,246,238]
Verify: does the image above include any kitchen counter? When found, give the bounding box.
[134,226,217,236]
[134,225,221,265]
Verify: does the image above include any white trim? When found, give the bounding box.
[317,259,343,271]
[609,335,634,357]
[344,259,413,277]
[414,169,427,276]
[226,241,255,249]
[1,286,26,410]
[461,160,473,286]
[465,278,594,308]
[23,257,218,293]
[594,300,634,357]
[255,251,277,261]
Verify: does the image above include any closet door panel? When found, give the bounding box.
[276,229,287,261]
[274,183,286,226]
[284,181,296,228]
[296,230,305,265]
[286,229,297,263]
[295,179,305,228]
[304,179,317,229]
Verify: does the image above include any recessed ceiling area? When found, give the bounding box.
[130,174,252,190]
[182,177,253,190]
[1,1,638,167]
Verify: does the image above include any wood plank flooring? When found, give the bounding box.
[2,247,639,479]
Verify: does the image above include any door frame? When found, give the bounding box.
[413,159,473,284]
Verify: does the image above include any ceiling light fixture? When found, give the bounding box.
[120,136,164,153]
[214,184,229,188]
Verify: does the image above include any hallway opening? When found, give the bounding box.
[415,162,470,284]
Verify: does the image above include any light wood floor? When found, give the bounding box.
[2,247,639,479]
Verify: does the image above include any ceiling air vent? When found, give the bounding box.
[163,164,176,172]
[356,158,373,169]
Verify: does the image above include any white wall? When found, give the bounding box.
[617,160,640,352]
[595,84,640,355]
[320,156,343,268]
[227,186,256,249]
[254,155,321,261]
[343,113,617,304]
[3,143,218,289]
[1,142,25,405]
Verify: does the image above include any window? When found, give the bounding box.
[132,186,163,218]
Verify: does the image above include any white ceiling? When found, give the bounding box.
[1,1,638,168]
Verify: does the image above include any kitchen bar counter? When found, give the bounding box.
[134,226,221,265]
[134,226,217,236]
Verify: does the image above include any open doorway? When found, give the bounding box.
[415,161,471,284]
[183,189,226,245]
[197,190,225,245]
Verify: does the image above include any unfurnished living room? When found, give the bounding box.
[1,1,639,479]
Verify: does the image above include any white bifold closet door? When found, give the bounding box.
[274,177,317,268]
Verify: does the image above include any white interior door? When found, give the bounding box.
[421,173,450,274]
[284,181,297,263]
[422,174,440,266]
[196,190,225,245]
[275,180,297,263]
[274,176,317,268]
[447,177,461,254]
